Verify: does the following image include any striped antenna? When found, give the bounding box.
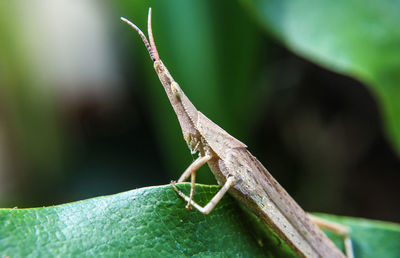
[120,7,159,61]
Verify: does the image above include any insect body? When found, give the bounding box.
[121,8,352,258]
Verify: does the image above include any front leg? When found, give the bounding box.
[175,154,213,209]
[172,176,236,215]
[178,154,212,182]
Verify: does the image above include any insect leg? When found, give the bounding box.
[175,154,212,210]
[171,176,236,215]
[308,214,354,258]
[186,168,197,210]
[177,155,212,182]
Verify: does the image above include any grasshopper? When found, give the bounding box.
[121,8,353,258]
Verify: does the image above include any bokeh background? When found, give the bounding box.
[0,0,399,223]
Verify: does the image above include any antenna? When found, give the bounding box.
[120,8,160,61]
[147,8,160,61]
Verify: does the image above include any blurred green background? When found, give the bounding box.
[0,0,399,223]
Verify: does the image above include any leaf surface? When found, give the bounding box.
[1,184,399,257]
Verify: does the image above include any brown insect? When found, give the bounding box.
[121,8,353,258]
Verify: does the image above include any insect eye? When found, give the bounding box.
[171,82,182,99]
[154,61,163,73]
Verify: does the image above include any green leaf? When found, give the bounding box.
[1,184,399,257]
[0,184,271,257]
[244,0,400,155]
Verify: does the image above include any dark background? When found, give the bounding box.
[0,1,398,223]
